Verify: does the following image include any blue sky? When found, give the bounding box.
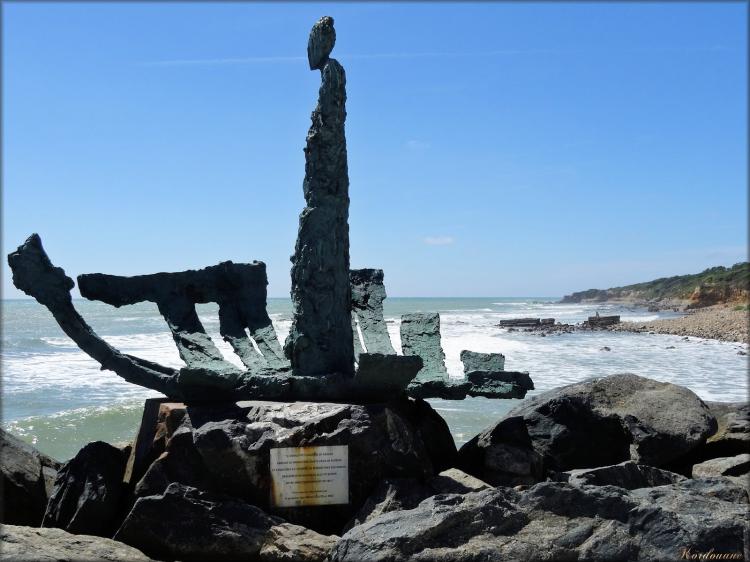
[3,2,747,298]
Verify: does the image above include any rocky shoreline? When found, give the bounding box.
[612,304,749,344]
[2,374,749,561]
[506,304,749,344]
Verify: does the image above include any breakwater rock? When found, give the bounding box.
[0,428,60,526]
[4,377,748,561]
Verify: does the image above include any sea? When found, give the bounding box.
[2,297,748,461]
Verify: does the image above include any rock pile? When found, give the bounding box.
[3,374,748,561]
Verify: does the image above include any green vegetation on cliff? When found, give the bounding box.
[561,262,750,304]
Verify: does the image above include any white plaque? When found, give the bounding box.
[269,445,349,507]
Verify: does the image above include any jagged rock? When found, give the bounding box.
[331,479,750,561]
[555,461,686,489]
[456,416,544,486]
[506,374,717,471]
[0,525,154,562]
[465,370,534,399]
[692,454,750,491]
[429,468,491,494]
[115,483,336,562]
[460,350,505,373]
[350,269,396,359]
[344,469,491,533]
[286,15,354,377]
[400,312,448,383]
[133,397,455,534]
[0,428,60,526]
[700,401,749,459]
[42,441,128,537]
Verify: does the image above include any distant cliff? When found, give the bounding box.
[560,262,750,308]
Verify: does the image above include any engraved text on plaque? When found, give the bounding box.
[269,445,349,507]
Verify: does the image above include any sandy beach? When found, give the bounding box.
[611,304,749,344]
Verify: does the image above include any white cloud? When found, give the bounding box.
[424,236,454,246]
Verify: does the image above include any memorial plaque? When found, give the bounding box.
[269,445,349,507]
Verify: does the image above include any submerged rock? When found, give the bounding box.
[42,441,129,537]
[116,483,336,562]
[331,478,749,561]
[0,428,61,526]
[0,524,154,562]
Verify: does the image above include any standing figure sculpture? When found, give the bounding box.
[285,16,355,377]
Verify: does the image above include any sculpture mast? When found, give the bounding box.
[285,16,355,377]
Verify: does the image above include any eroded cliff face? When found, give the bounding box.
[560,262,750,309]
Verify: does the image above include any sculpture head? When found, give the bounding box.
[307,16,335,70]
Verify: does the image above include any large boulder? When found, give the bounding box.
[331,478,749,561]
[115,483,336,561]
[42,441,129,536]
[456,416,544,486]
[0,524,154,562]
[134,397,456,534]
[506,374,716,472]
[0,428,60,526]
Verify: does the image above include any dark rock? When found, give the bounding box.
[342,478,429,532]
[343,469,490,532]
[0,428,61,526]
[600,346,611,351]
[507,374,717,471]
[460,350,505,373]
[555,461,686,490]
[133,397,455,534]
[0,524,154,562]
[699,401,749,460]
[42,441,128,537]
[286,16,354,378]
[331,479,749,561]
[400,312,449,383]
[115,483,336,562]
[350,268,396,359]
[457,416,544,486]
